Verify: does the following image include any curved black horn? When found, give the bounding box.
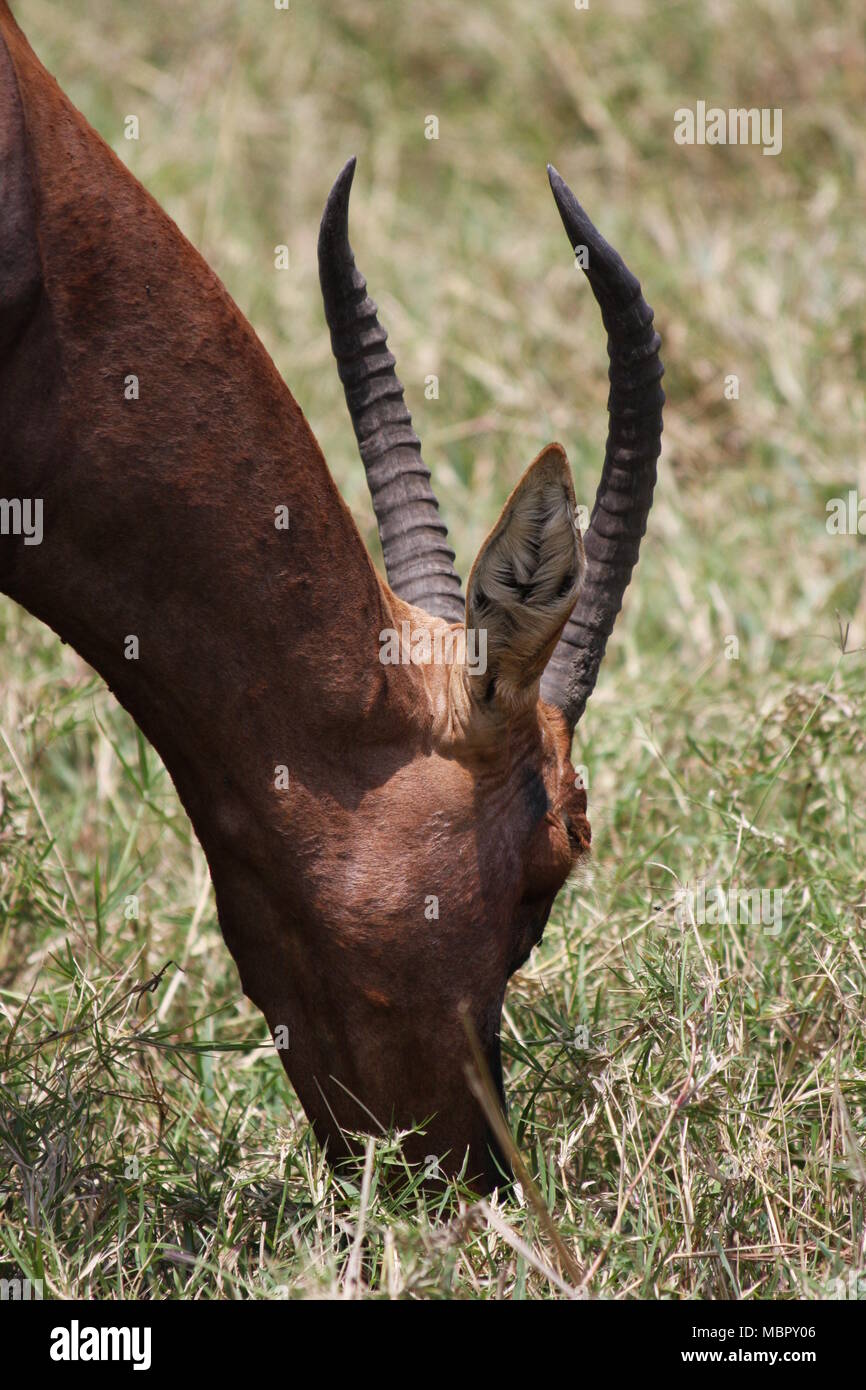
[318,158,465,623]
[540,165,664,732]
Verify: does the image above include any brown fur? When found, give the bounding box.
[0,4,590,1189]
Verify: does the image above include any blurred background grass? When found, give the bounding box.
[0,0,864,1298]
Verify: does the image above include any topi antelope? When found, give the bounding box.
[0,3,663,1191]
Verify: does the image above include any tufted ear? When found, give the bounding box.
[464,443,585,713]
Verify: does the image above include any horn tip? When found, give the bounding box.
[546,164,593,248]
[320,157,359,251]
[546,163,582,226]
[331,155,358,199]
[546,163,565,199]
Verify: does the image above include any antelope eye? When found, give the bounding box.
[561,804,590,852]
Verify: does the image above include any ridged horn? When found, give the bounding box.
[540,164,664,732]
[318,158,465,623]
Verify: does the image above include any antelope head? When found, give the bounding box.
[0,4,663,1191]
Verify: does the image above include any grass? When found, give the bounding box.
[1,0,864,1299]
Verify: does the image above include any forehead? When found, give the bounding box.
[403,614,574,784]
